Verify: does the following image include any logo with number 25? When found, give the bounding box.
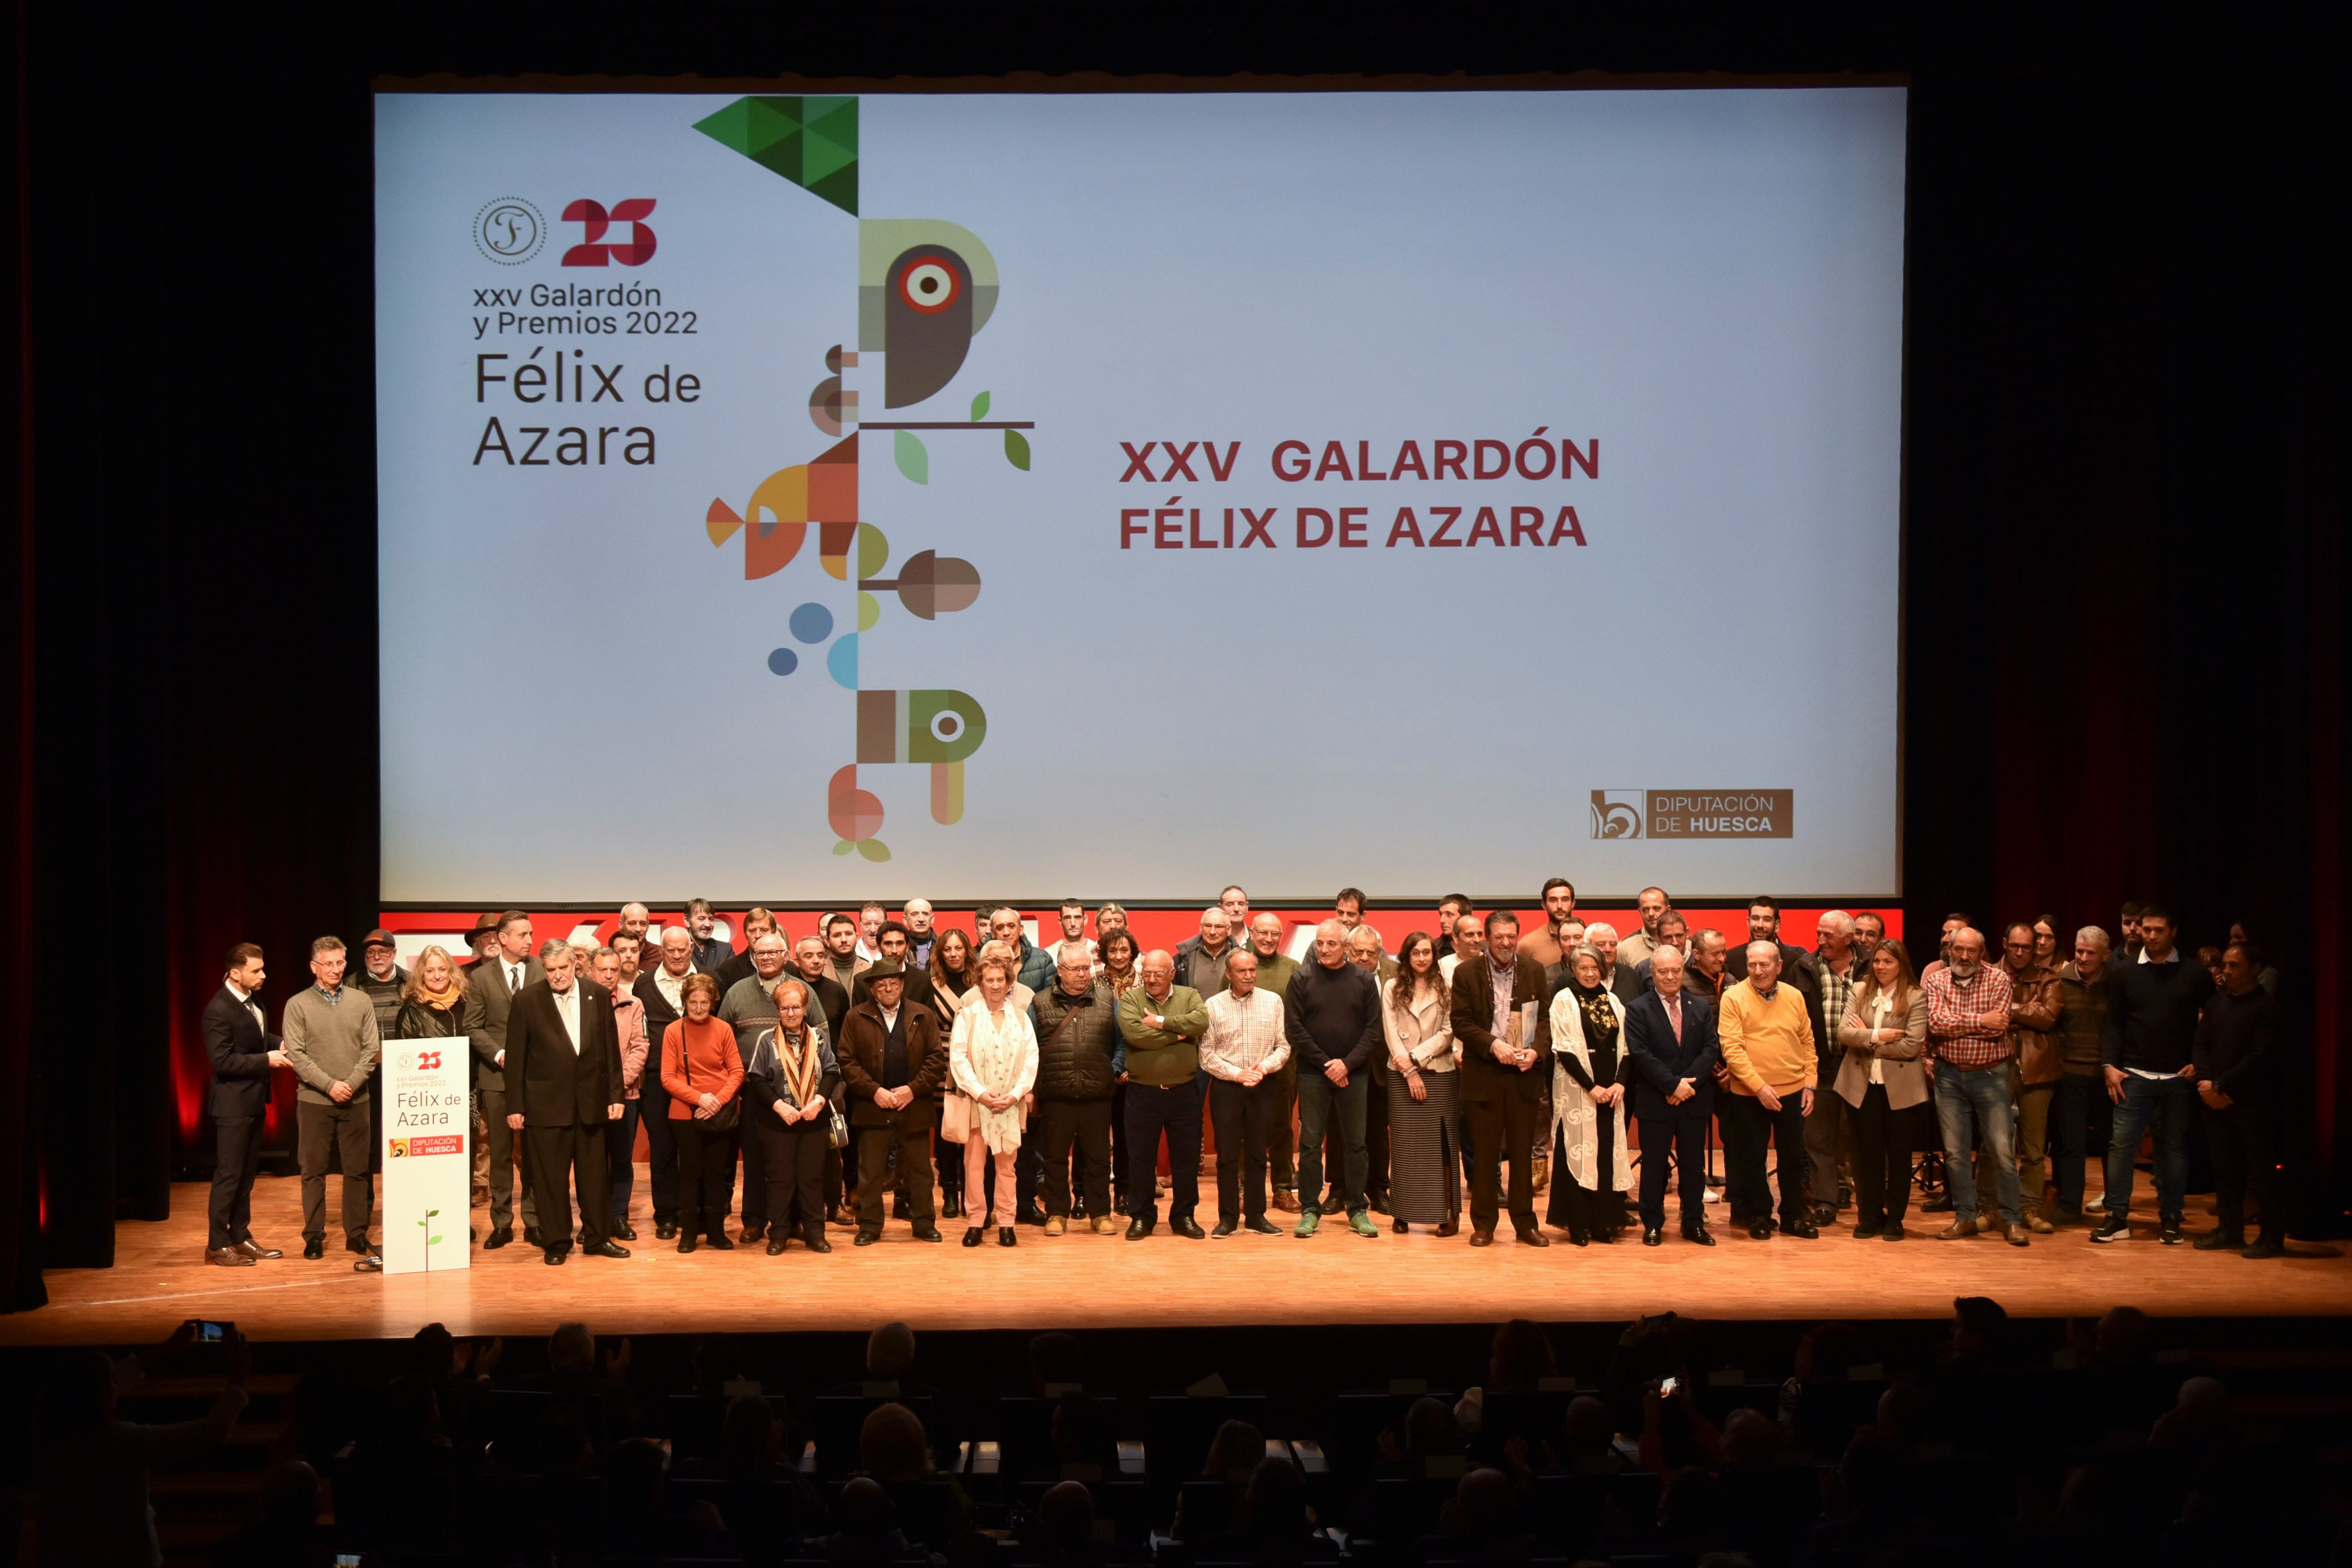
[562,198,657,266]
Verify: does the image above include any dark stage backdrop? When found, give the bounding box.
[1,11,2342,1310]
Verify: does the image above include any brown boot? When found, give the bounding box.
[1935,1219,1981,1241]
[2023,1202,2055,1235]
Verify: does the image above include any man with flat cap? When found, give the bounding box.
[835,959,948,1245]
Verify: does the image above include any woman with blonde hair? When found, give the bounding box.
[1836,937,1928,1239]
[1381,931,1460,1235]
[948,953,1038,1247]
[394,943,469,1036]
[1545,947,1633,1245]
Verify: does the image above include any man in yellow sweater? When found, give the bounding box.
[1716,943,1820,1240]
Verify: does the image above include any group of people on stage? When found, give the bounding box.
[198,883,2287,1270]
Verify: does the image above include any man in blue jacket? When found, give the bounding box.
[1622,946,1720,1247]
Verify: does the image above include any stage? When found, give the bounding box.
[3,1174,2345,1345]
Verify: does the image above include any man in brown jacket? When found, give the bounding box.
[834,961,947,1245]
[1450,910,1553,1247]
[1996,921,2065,1232]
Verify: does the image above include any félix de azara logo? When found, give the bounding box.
[473,196,658,267]
[1591,791,1794,840]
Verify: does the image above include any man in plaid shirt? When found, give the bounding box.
[1808,911,1865,1223]
[1923,927,2027,1245]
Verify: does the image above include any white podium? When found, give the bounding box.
[380,1037,473,1275]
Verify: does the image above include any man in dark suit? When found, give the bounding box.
[201,943,287,1265]
[834,961,947,1245]
[504,939,629,1265]
[463,909,542,1247]
[1622,945,1721,1247]
[1450,910,1552,1247]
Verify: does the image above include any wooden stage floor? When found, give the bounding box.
[5,1175,2345,1345]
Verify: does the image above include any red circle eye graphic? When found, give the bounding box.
[898,258,959,314]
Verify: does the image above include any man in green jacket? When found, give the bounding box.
[1115,951,1210,1239]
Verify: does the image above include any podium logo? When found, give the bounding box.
[1593,789,1795,839]
[473,197,545,265]
[1590,790,1645,840]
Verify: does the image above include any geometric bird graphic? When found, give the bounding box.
[692,96,1032,862]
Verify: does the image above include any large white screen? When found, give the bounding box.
[376,89,1906,903]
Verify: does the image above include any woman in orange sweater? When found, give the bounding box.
[661,973,744,1252]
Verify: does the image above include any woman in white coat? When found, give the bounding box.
[948,952,1038,1247]
[1381,931,1461,1236]
[1546,946,1634,1244]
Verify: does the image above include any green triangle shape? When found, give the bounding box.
[806,162,858,216]
[694,96,858,215]
[804,97,858,154]
[800,128,855,187]
[690,99,757,155]
[750,126,805,183]
[742,96,807,155]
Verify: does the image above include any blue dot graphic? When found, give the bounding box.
[790,602,834,644]
[767,648,799,676]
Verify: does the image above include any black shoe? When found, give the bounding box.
[2194,1227,2246,1251]
[1853,1222,1883,1239]
[2090,1217,2131,1243]
[1683,1226,1716,1247]
[1784,1217,1820,1239]
[526,1227,544,1247]
[767,1237,789,1255]
[353,1253,382,1272]
[1883,1223,1905,1241]
[739,1223,765,1243]
[1749,1221,1775,1240]
[893,1196,909,1219]
[1565,1230,1589,1247]
[805,1231,834,1253]
[2242,1237,2287,1259]
[1245,1217,1282,1235]
[705,1232,735,1251]
[582,1240,630,1259]
[1593,1226,1618,1244]
[963,1226,987,1247]
[1921,1192,1955,1213]
[1015,1204,1048,1226]
[544,1247,566,1265]
[2159,1218,2186,1245]
[854,1230,880,1247]
[1810,1203,1838,1226]
[1468,1230,1494,1247]
[1516,1227,1550,1247]
[611,1223,637,1241]
[678,1233,697,1253]
[1212,1219,1239,1237]
[1173,1217,1206,1239]
[1367,1193,1391,1215]
[303,1237,325,1260]
[1643,1227,1664,1247]
[654,1221,678,1241]
[1126,1219,1154,1240]
[999,1226,1017,1247]
[1392,1217,1409,1235]
[1437,1217,1460,1236]
[912,1226,944,1243]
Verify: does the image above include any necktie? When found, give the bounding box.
[1667,999,1683,1043]
[510,964,522,993]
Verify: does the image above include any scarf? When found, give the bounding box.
[775,1026,819,1108]
[419,984,460,1013]
[1569,977,1618,1052]
[964,1003,1028,1154]
[1102,963,1138,996]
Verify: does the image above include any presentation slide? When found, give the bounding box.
[375,88,1907,904]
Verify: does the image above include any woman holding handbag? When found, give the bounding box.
[948,953,1039,1247]
[661,973,743,1253]
[742,978,843,1255]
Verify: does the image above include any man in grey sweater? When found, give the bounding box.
[283,935,384,1270]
